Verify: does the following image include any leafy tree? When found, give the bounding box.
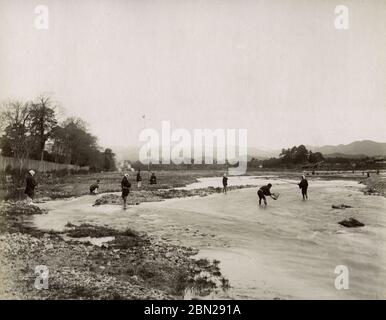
[50,126,68,163]
[279,148,291,162]
[293,145,309,163]
[1,96,120,173]
[309,151,324,163]
[51,117,105,170]
[103,148,117,171]
[29,94,58,162]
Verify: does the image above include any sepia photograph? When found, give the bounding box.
[0,0,385,309]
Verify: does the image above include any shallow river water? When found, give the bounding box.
[32,176,386,299]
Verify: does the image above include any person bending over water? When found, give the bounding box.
[257,183,276,206]
[89,179,100,195]
[298,175,308,200]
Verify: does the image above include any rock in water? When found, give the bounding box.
[332,204,352,209]
[338,218,365,228]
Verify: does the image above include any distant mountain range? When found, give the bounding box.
[248,140,386,159]
[112,140,386,162]
[318,153,368,159]
[309,140,386,158]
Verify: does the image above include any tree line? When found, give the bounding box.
[249,144,385,170]
[0,95,116,172]
[249,145,325,169]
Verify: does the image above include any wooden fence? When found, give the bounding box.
[0,155,89,172]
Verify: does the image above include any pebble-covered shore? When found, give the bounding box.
[0,203,229,299]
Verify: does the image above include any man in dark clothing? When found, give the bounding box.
[149,172,157,185]
[222,173,228,194]
[257,183,273,206]
[25,170,37,203]
[298,175,308,200]
[136,170,142,188]
[89,179,100,194]
[121,174,131,209]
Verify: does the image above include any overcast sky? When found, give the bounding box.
[1,0,385,150]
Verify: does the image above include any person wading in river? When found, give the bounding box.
[298,175,308,200]
[121,173,131,209]
[25,170,37,204]
[257,183,277,206]
[136,170,142,188]
[222,173,228,194]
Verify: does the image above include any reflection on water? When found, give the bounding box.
[31,176,386,299]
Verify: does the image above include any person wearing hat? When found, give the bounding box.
[257,183,275,206]
[222,173,228,194]
[25,170,37,204]
[298,175,309,200]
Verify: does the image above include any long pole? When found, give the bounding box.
[277,178,299,185]
[142,115,150,178]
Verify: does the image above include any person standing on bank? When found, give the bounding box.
[121,173,131,209]
[149,172,157,185]
[298,175,308,200]
[222,173,228,194]
[136,170,142,188]
[25,170,37,204]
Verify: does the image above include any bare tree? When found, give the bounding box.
[0,100,33,172]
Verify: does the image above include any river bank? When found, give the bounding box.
[0,202,229,299]
[360,175,386,197]
[2,170,224,201]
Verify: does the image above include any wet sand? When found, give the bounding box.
[31,176,386,299]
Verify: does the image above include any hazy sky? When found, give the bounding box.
[1,0,385,150]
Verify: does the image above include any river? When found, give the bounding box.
[31,176,386,299]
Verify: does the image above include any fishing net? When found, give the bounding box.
[271,193,280,200]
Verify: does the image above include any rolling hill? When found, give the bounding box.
[112,140,386,162]
[310,140,386,157]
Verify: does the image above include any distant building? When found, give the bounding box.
[374,156,386,163]
[119,160,132,172]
